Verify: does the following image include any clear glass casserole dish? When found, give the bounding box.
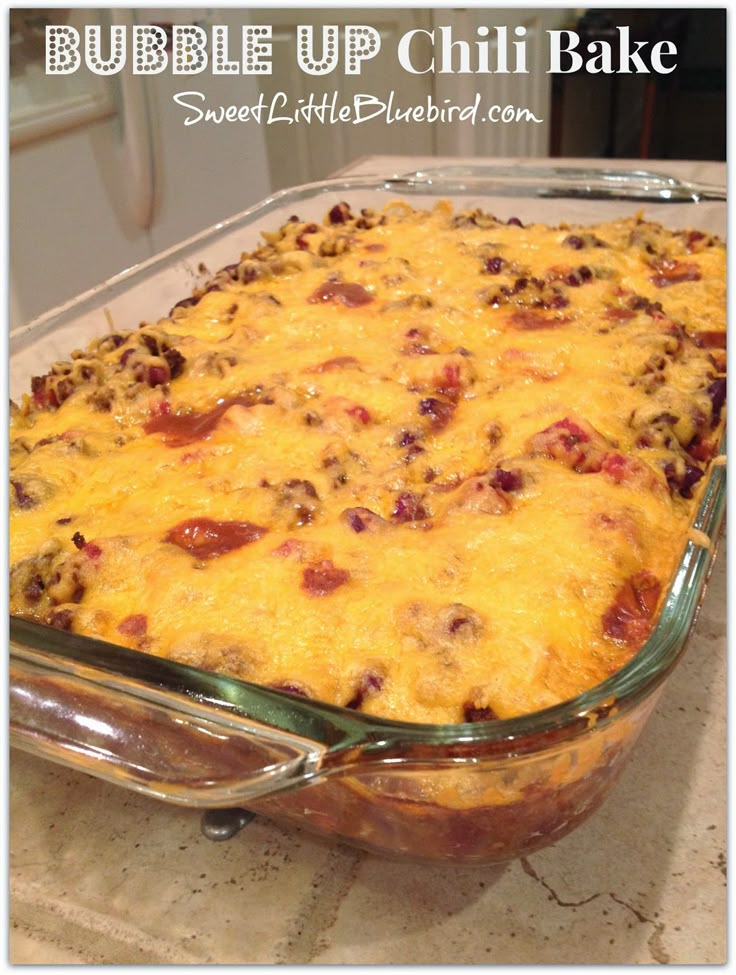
[9,167,727,863]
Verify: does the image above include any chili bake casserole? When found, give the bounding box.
[9,200,726,725]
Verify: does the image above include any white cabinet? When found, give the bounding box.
[9,8,271,328]
[10,119,153,327]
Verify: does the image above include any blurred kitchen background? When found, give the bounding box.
[9,7,726,328]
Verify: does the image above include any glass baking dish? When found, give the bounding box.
[9,167,727,863]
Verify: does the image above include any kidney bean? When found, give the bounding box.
[627,295,664,315]
[687,436,716,463]
[346,404,371,425]
[140,334,159,356]
[117,614,148,638]
[483,256,504,274]
[490,468,523,493]
[443,603,484,640]
[295,222,320,249]
[46,608,74,631]
[685,230,706,248]
[418,397,455,431]
[663,461,704,499]
[149,365,171,387]
[680,463,705,498]
[447,476,511,516]
[541,292,570,310]
[706,378,726,425]
[55,379,75,404]
[404,443,427,464]
[11,480,36,509]
[391,492,430,523]
[328,202,352,224]
[99,333,126,352]
[301,560,350,596]
[341,507,387,533]
[346,670,384,710]
[485,287,511,308]
[436,363,465,403]
[397,429,420,447]
[69,579,86,603]
[284,478,317,498]
[528,417,593,469]
[463,703,499,722]
[30,375,58,410]
[23,574,45,603]
[171,295,200,313]
[601,452,652,484]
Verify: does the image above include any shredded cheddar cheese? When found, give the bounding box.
[688,528,712,549]
[9,200,726,724]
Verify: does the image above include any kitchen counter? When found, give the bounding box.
[9,156,726,966]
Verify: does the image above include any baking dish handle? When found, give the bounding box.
[386,165,727,202]
[10,641,329,808]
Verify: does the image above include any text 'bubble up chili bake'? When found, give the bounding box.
[9,198,726,861]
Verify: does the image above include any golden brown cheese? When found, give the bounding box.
[9,201,726,724]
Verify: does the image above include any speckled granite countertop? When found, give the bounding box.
[9,157,726,965]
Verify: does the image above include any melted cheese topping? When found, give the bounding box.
[9,201,726,724]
